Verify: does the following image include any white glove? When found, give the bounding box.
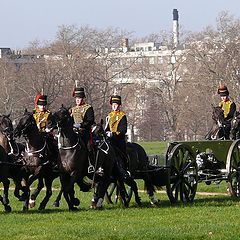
[106,131,113,138]
[73,123,81,129]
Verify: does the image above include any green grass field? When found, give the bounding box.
[0,184,239,240]
[0,141,239,240]
[138,141,168,155]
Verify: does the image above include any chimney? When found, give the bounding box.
[172,9,179,48]
[121,38,129,48]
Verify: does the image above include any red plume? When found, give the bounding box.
[34,94,41,107]
[72,87,76,97]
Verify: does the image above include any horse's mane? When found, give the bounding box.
[212,106,224,124]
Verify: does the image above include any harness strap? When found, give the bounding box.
[58,139,79,150]
[26,141,47,156]
[7,137,20,156]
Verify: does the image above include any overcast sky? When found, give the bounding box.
[1,0,240,49]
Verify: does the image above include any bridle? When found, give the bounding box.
[54,109,80,150]
[0,116,20,156]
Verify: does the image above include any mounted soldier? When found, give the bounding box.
[33,93,58,169]
[33,94,51,132]
[217,84,236,139]
[70,84,95,162]
[105,95,128,168]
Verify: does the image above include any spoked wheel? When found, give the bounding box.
[166,143,198,203]
[105,182,132,204]
[226,139,240,198]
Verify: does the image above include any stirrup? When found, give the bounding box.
[88,165,95,174]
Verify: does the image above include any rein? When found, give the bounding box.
[97,138,109,154]
[25,140,47,156]
[56,125,80,150]
[7,137,20,156]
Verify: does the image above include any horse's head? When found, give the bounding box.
[92,120,105,142]
[212,106,224,125]
[14,110,36,138]
[0,114,14,139]
[52,105,73,128]
[231,111,240,129]
[230,111,240,139]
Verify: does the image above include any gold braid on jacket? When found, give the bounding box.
[108,110,125,135]
[219,99,233,119]
[33,109,51,132]
[71,104,91,124]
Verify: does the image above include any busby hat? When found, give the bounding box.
[35,94,47,106]
[110,95,121,105]
[73,87,85,98]
[217,84,229,96]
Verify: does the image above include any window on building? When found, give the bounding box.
[149,57,155,64]
[158,56,163,64]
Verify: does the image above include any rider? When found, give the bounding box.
[33,93,58,169]
[105,95,128,168]
[217,84,236,139]
[33,94,51,132]
[70,86,95,149]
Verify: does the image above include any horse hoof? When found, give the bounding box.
[150,199,160,206]
[3,198,9,205]
[73,198,80,206]
[123,203,129,208]
[23,206,28,211]
[38,204,46,211]
[18,194,27,202]
[29,199,35,208]
[90,201,96,209]
[96,206,103,210]
[52,201,60,207]
[4,205,11,213]
[18,196,25,202]
[136,197,142,206]
[69,207,78,211]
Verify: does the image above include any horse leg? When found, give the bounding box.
[22,174,38,211]
[1,179,11,212]
[76,178,91,192]
[124,176,141,206]
[143,174,158,205]
[13,179,22,200]
[38,177,53,210]
[90,182,99,209]
[53,187,63,207]
[2,178,10,205]
[104,182,116,204]
[14,169,29,201]
[18,177,29,202]
[29,178,44,208]
[95,179,109,209]
[60,174,77,211]
[112,165,129,207]
[116,180,129,207]
[55,177,85,208]
[68,173,80,207]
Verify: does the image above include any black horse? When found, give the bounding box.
[14,110,59,211]
[205,106,226,140]
[0,114,28,201]
[230,111,240,140]
[91,122,141,207]
[0,143,12,212]
[105,142,161,205]
[48,106,130,209]
[126,142,159,204]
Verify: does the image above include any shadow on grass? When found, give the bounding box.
[193,195,240,206]
[125,195,240,209]
[2,195,239,214]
